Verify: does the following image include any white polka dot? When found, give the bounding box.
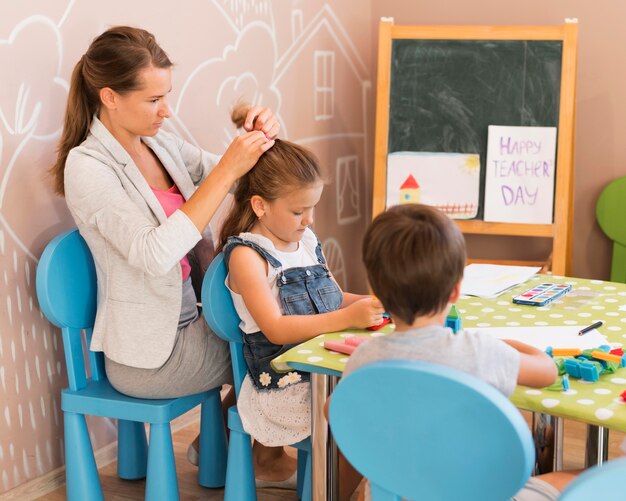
[591,305,606,310]
[506,322,521,326]
[534,321,549,326]
[577,312,592,318]
[497,301,509,306]
[576,399,595,405]
[307,356,323,363]
[371,332,385,337]
[481,308,495,313]
[605,298,618,303]
[318,342,325,346]
[522,314,536,319]
[458,309,467,314]
[340,333,354,338]
[604,286,617,290]
[549,314,563,318]
[493,315,507,320]
[542,399,560,408]
[566,281,578,285]
[339,358,349,363]
[577,286,591,290]
[595,409,614,420]
[465,316,478,320]
[476,322,491,327]
[610,377,626,385]
[563,389,577,395]
[509,308,522,312]
[594,388,612,395]
[297,349,312,354]
[606,312,619,317]
[470,302,483,306]
[564,320,579,325]
[608,326,622,331]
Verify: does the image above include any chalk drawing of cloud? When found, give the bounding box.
[174,22,280,152]
[0,16,67,140]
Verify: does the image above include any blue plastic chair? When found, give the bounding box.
[559,457,626,500]
[329,360,535,501]
[36,229,227,500]
[201,252,311,501]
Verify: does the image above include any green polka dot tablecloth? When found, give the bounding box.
[272,275,626,432]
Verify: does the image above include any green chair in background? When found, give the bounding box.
[596,176,626,283]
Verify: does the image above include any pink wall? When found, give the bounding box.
[0,1,373,493]
[370,0,626,279]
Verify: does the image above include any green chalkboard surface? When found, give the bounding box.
[388,39,563,218]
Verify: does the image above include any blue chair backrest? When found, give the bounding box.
[559,457,626,500]
[36,229,105,391]
[329,360,535,501]
[201,252,247,396]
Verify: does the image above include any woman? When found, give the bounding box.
[52,26,285,481]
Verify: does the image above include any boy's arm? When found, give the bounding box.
[502,339,558,388]
[229,246,384,344]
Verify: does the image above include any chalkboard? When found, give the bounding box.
[372,21,578,275]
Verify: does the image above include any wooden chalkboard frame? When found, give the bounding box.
[372,19,578,275]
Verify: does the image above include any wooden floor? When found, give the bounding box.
[41,411,626,500]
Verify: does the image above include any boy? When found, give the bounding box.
[344,203,576,500]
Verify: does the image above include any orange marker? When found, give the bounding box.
[591,351,622,364]
[551,348,582,357]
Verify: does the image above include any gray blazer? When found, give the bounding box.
[64,117,220,369]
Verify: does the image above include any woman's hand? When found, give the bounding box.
[344,297,385,329]
[218,130,275,180]
[243,105,280,139]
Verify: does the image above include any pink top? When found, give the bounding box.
[150,184,191,281]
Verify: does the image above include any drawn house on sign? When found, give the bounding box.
[274,6,370,287]
[399,174,421,204]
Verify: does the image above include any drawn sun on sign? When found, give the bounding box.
[464,154,480,174]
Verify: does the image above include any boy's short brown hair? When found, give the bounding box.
[362,204,466,325]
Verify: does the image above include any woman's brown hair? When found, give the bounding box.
[51,26,172,195]
[218,103,323,251]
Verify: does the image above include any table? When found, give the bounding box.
[272,274,626,500]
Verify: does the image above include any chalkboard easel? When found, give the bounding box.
[372,19,578,275]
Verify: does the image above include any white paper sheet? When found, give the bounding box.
[460,263,541,298]
[464,326,609,352]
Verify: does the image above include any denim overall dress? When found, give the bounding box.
[223,235,343,390]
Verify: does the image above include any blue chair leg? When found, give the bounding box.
[64,412,104,501]
[198,393,227,488]
[225,407,256,501]
[301,450,312,501]
[146,422,179,501]
[297,448,306,500]
[117,419,147,480]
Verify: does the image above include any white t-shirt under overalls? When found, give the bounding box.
[226,229,319,446]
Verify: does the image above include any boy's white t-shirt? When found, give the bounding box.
[344,325,521,396]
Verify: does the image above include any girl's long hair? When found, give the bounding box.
[51,26,172,195]
[218,103,323,251]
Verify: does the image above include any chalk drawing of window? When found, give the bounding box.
[314,51,335,120]
[291,10,303,41]
[336,155,360,225]
[322,238,346,290]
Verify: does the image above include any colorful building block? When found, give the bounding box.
[445,304,462,333]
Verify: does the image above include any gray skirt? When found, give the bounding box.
[105,315,233,399]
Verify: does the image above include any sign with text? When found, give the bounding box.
[483,125,557,224]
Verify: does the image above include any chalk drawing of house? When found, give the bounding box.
[399,174,421,204]
[273,5,370,287]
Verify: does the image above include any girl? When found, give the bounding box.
[219,104,384,485]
